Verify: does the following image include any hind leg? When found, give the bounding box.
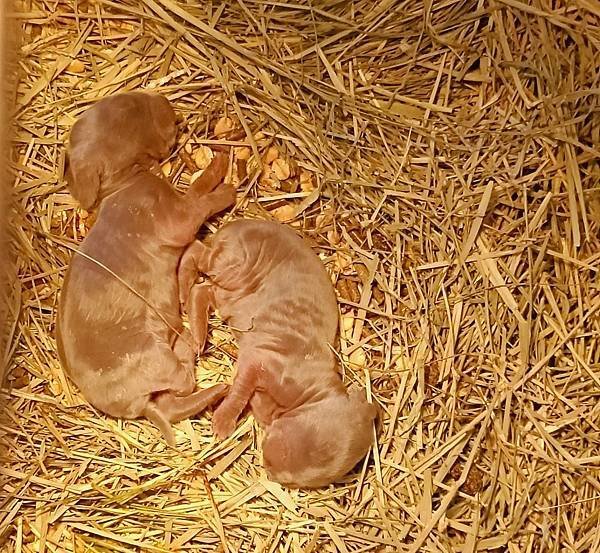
[213,357,261,439]
[145,384,229,447]
[145,330,228,445]
[156,384,229,423]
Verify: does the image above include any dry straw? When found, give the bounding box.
[2,0,600,551]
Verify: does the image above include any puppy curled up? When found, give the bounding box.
[179,220,376,488]
[56,91,235,445]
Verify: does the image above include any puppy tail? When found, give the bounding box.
[157,385,229,421]
[143,402,176,447]
[144,384,229,447]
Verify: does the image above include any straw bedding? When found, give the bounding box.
[2,0,599,551]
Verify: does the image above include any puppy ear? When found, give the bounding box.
[146,93,177,154]
[64,150,102,210]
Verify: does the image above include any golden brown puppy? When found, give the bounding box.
[56,92,234,445]
[179,220,376,487]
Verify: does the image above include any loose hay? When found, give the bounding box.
[2,0,600,551]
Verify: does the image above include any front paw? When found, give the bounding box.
[208,183,236,215]
[177,264,199,307]
[208,152,229,185]
[212,405,238,439]
[190,320,207,355]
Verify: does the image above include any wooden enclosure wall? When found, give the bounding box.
[1,1,17,384]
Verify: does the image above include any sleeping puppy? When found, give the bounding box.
[56,91,235,445]
[179,220,376,487]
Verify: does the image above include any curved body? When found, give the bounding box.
[180,220,376,487]
[56,92,234,444]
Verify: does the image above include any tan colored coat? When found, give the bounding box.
[180,220,376,487]
[56,92,234,444]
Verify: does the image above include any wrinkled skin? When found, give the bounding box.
[179,220,376,487]
[56,92,235,445]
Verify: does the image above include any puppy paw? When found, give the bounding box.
[212,406,237,439]
[209,152,229,182]
[191,152,229,194]
[207,183,236,214]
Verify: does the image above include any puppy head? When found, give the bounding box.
[262,390,376,488]
[64,91,177,209]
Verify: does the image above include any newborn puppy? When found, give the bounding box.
[179,220,376,487]
[56,91,235,445]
